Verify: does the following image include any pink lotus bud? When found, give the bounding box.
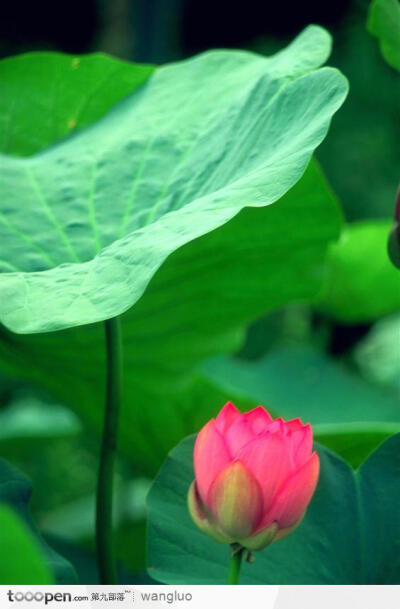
[188,402,319,551]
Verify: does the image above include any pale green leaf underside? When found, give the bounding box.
[0,25,348,334]
[147,434,400,584]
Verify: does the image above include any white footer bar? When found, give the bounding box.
[0,586,398,608]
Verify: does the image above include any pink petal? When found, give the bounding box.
[225,417,255,456]
[236,432,291,511]
[284,417,306,433]
[194,420,231,504]
[215,402,241,433]
[265,451,320,529]
[289,424,313,468]
[243,406,272,435]
[266,417,285,434]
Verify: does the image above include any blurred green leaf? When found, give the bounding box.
[355,312,400,398]
[46,535,154,584]
[368,0,400,71]
[0,504,53,584]
[0,457,77,583]
[202,344,400,466]
[316,220,400,322]
[0,396,81,444]
[0,53,154,157]
[41,478,150,542]
[147,433,400,584]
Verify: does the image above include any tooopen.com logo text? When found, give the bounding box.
[7,591,85,605]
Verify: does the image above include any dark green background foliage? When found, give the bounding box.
[0,0,399,585]
[0,458,76,583]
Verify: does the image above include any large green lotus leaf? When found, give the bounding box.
[368,0,400,71]
[0,160,342,474]
[0,504,53,584]
[202,344,400,467]
[0,53,154,156]
[316,220,400,322]
[0,25,347,334]
[147,433,400,584]
[0,457,77,583]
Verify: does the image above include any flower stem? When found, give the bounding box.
[227,545,244,585]
[96,316,123,584]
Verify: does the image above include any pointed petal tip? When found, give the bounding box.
[285,417,310,432]
[215,401,241,433]
[243,405,273,435]
[250,405,273,417]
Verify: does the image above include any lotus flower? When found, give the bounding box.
[188,402,319,551]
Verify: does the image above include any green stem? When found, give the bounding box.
[227,545,244,585]
[96,316,123,584]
